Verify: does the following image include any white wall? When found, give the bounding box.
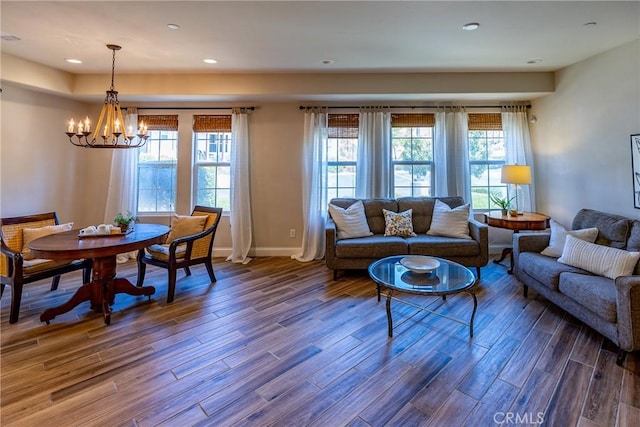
[0,83,95,226]
[531,40,640,227]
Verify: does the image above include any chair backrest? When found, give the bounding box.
[0,212,59,275]
[190,206,223,259]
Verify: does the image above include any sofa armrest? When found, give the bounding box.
[468,219,489,266]
[1,240,23,279]
[513,233,550,255]
[325,218,338,269]
[614,275,640,352]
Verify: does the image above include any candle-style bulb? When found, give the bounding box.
[68,118,75,133]
[84,116,91,132]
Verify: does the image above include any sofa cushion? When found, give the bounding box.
[383,209,416,237]
[328,201,373,239]
[558,235,640,280]
[363,199,398,234]
[146,243,187,262]
[558,272,617,323]
[23,258,73,275]
[406,235,479,257]
[519,252,588,291]
[427,199,471,239]
[540,219,598,258]
[572,208,630,249]
[625,220,640,275]
[334,235,408,259]
[22,222,74,260]
[397,197,465,233]
[166,214,207,244]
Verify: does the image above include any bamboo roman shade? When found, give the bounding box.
[328,114,359,138]
[467,113,502,130]
[391,113,435,127]
[138,115,179,131]
[193,115,232,132]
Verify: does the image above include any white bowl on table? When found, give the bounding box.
[400,256,440,274]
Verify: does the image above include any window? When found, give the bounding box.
[468,113,506,210]
[137,115,178,214]
[391,113,435,197]
[327,114,359,200]
[193,115,232,211]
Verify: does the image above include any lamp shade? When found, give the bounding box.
[501,165,531,185]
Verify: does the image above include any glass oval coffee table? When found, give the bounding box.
[368,255,478,338]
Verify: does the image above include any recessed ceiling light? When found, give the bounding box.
[203,58,218,64]
[1,33,21,41]
[65,58,82,64]
[462,22,480,31]
[322,59,335,65]
[527,58,543,64]
[167,23,180,30]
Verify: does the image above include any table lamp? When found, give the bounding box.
[501,165,531,215]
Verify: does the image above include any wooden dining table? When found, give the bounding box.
[29,223,169,325]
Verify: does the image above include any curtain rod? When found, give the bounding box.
[133,106,255,110]
[299,105,530,110]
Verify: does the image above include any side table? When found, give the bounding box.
[484,211,549,274]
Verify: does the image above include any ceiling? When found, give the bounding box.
[1,0,639,75]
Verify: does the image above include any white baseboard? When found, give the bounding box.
[213,247,299,258]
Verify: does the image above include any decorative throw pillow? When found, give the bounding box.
[427,199,471,239]
[22,222,74,260]
[383,209,416,237]
[558,234,640,280]
[165,215,207,244]
[328,201,373,239]
[541,219,599,257]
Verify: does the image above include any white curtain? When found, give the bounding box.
[104,107,139,263]
[502,106,536,212]
[356,110,392,198]
[226,110,252,264]
[433,109,471,203]
[292,112,328,262]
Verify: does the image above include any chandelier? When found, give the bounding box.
[65,44,148,149]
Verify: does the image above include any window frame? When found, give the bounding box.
[326,114,359,200]
[467,113,506,211]
[193,129,233,212]
[391,114,435,198]
[136,128,179,215]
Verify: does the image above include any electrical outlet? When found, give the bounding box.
[289,229,296,238]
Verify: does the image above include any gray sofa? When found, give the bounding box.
[325,196,489,279]
[513,208,640,365]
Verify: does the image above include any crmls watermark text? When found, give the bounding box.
[493,411,545,425]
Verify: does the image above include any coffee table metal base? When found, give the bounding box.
[385,289,478,338]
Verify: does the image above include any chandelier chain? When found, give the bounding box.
[110,47,116,91]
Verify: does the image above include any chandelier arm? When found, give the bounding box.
[65,44,145,149]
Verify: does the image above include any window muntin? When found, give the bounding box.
[327,114,358,200]
[193,131,232,211]
[468,113,506,210]
[391,115,434,197]
[137,130,178,213]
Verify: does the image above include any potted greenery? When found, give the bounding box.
[489,193,515,216]
[113,210,137,232]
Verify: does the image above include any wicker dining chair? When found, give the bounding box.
[136,206,222,303]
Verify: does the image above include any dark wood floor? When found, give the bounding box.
[1,257,638,426]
